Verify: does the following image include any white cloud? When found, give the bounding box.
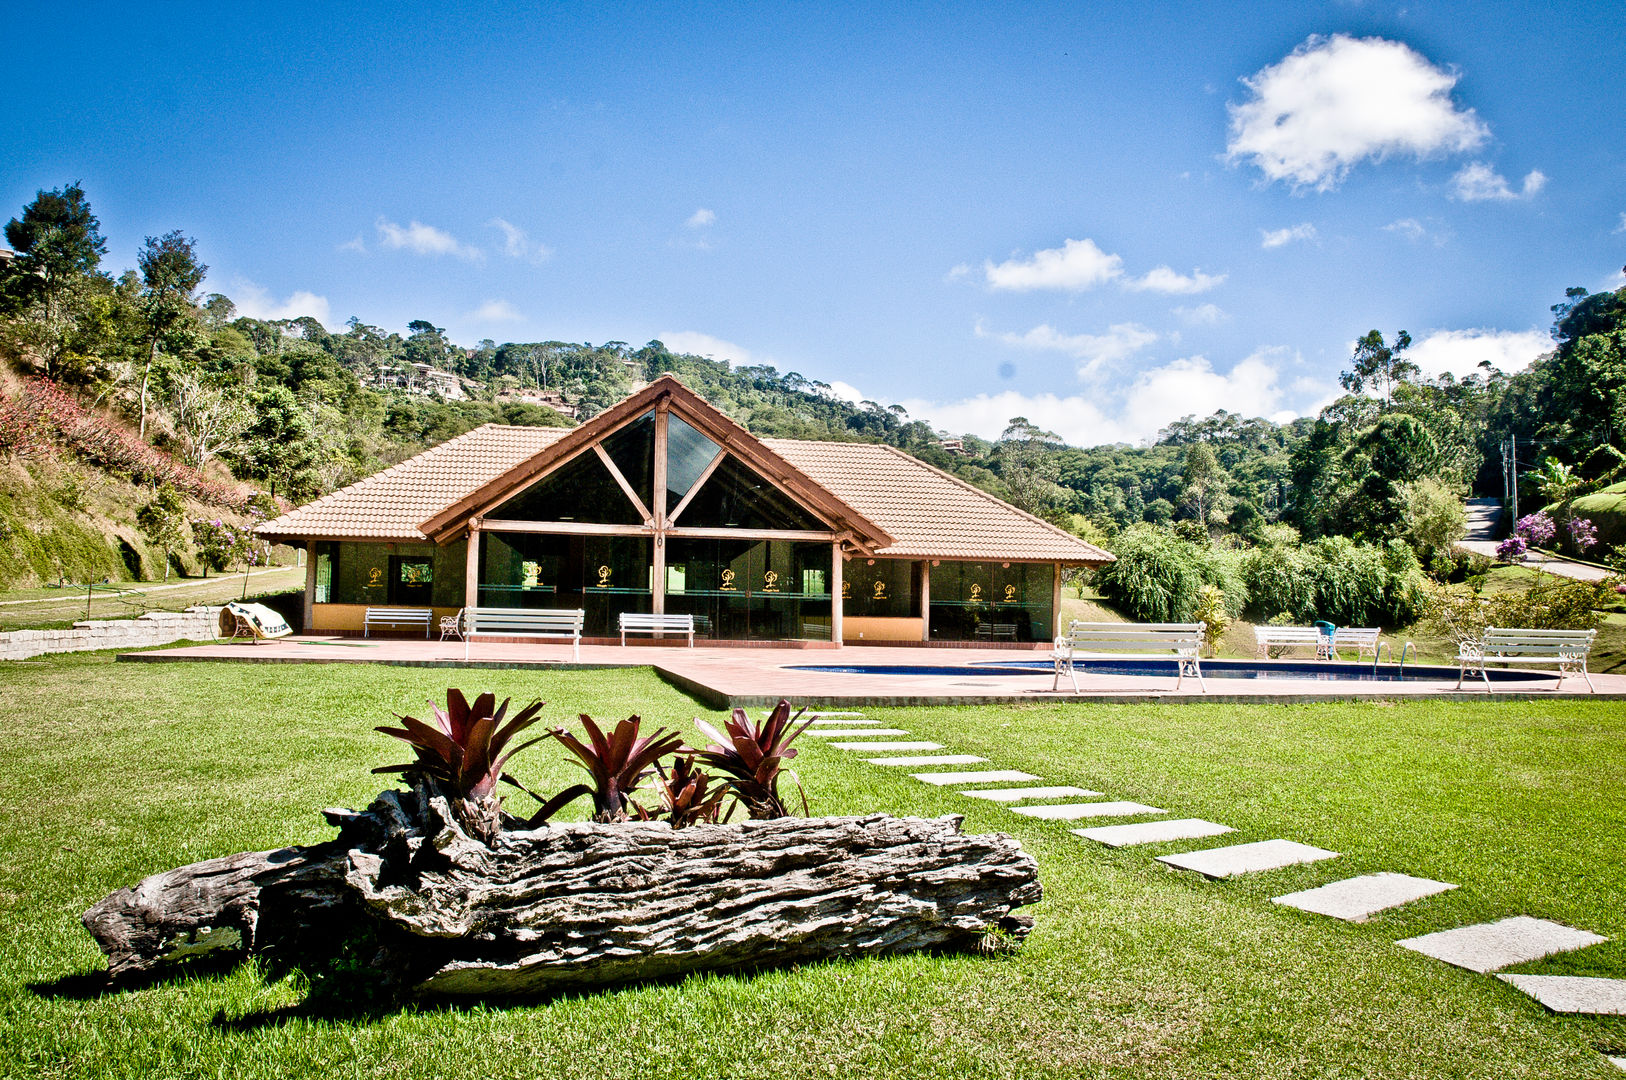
[1261,223,1318,248]
[469,299,524,323]
[658,331,753,365]
[825,380,866,404]
[1384,217,1427,241]
[977,320,1159,377]
[487,218,551,262]
[1615,212,1626,235]
[1174,303,1228,325]
[1408,328,1549,377]
[686,208,716,229]
[375,217,483,260]
[945,262,973,282]
[229,280,331,326]
[1226,34,1488,190]
[1124,265,1226,294]
[337,234,366,254]
[984,238,1123,292]
[1450,163,1547,202]
[899,348,1299,446]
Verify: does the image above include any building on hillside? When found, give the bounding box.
[256,375,1112,645]
[496,387,580,419]
[409,363,468,400]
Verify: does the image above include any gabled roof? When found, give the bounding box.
[764,439,1113,563]
[257,375,1113,565]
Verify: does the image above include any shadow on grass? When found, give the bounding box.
[28,954,242,1000]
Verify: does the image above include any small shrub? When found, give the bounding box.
[1192,585,1229,657]
[550,714,685,824]
[690,699,815,819]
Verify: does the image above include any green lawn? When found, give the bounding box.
[0,565,305,632]
[2,653,1623,1078]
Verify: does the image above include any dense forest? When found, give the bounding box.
[3,182,1624,619]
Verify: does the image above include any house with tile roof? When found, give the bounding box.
[257,375,1112,645]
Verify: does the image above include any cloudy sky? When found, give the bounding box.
[4,2,1622,445]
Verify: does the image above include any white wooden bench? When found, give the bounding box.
[1253,626,1328,659]
[364,607,433,638]
[1456,626,1597,692]
[463,607,585,661]
[619,612,695,646]
[1053,621,1206,693]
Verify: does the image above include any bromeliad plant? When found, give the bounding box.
[549,714,686,824]
[374,689,572,843]
[633,756,732,828]
[690,699,815,819]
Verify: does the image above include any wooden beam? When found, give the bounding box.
[665,526,840,542]
[479,519,654,537]
[652,406,667,618]
[464,526,481,610]
[593,443,653,525]
[303,542,317,630]
[830,543,844,645]
[919,559,930,642]
[664,447,726,526]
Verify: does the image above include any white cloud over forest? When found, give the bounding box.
[659,331,753,365]
[976,320,1158,377]
[376,217,483,260]
[1125,266,1225,294]
[1226,35,1488,190]
[1408,328,1548,377]
[469,299,524,323]
[229,280,331,326]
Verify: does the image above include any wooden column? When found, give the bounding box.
[830,543,844,645]
[651,402,668,618]
[919,560,931,642]
[464,523,481,610]
[1050,562,1062,640]
[302,541,316,631]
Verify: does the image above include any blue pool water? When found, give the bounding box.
[788,659,1551,684]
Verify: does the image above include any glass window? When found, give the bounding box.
[492,450,645,524]
[675,454,827,530]
[479,533,651,636]
[928,561,1055,642]
[315,543,334,603]
[601,410,655,511]
[843,559,918,618]
[664,538,831,640]
[666,413,722,508]
[319,541,463,607]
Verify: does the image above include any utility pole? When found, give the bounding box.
[1509,432,1519,525]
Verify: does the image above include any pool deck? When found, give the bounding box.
[116,636,1626,708]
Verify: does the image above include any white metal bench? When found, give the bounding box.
[1253,626,1328,659]
[1456,626,1597,692]
[439,611,464,641]
[463,607,585,661]
[1053,621,1206,693]
[1332,627,1382,661]
[619,612,695,646]
[364,607,433,638]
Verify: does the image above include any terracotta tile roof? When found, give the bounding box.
[259,421,1112,565]
[258,425,571,541]
[764,439,1113,564]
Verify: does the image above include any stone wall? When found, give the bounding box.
[0,608,221,661]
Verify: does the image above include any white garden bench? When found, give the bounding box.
[1332,627,1382,661]
[1052,621,1206,693]
[619,612,695,646]
[364,607,433,638]
[462,607,585,661]
[1456,626,1597,692]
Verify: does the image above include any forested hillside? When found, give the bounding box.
[3,181,1624,601]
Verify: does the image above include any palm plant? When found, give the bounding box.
[689,699,814,819]
[549,714,685,824]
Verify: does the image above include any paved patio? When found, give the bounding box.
[117,636,1626,708]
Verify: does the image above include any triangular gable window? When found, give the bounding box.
[602,410,656,511]
[666,413,721,507]
[491,450,644,525]
[674,454,827,531]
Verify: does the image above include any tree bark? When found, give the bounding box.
[83,783,1041,997]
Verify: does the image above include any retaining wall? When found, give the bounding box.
[0,608,221,661]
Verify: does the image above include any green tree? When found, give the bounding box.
[1398,477,1467,566]
[233,384,318,499]
[0,183,111,380]
[136,485,188,580]
[1340,329,1418,405]
[994,417,1064,518]
[1180,442,1232,534]
[135,231,208,438]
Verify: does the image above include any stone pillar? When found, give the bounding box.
[303,542,317,631]
[464,523,481,610]
[920,560,931,642]
[830,544,844,646]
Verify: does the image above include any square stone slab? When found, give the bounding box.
[1157,839,1338,879]
[865,754,988,766]
[1073,818,1235,848]
[806,717,881,725]
[1497,974,1626,1015]
[799,711,866,718]
[1396,917,1607,974]
[1272,873,1457,922]
[829,741,943,751]
[910,770,1042,786]
[802,728,910,737]
[1608,1055,1626,1071]
[1012,801,1165,820]
[961,786,1103,802]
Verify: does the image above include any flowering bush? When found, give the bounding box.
[190,518,264,574]
[1495,535,1528,561]
[1567,517,1598,554]
[1513,511,1556,547]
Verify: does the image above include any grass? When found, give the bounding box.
[0,566,304,632]
[2,653,1624,1078]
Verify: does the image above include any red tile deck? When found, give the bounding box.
[117,638,1626,709]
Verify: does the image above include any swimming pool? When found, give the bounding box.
[787,659,1553,684]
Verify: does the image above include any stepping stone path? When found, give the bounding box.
[1396,917,1606,974]
[1073,818,1234,848]
[1496,974,1626,1015]
[961,786,1103,802]
[805,717,882,725]
[1157,839,1338,879]
[802,728,910,737]
[866,754,989,766]
[1012,801,1164,821]
[910,770,1041,786]
[1609,1056,1626,1071]
[829,741,943,751]
[1272,873,1457,922]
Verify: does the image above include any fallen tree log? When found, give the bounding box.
[83,782,1042,996]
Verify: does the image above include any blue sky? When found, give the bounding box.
[4,1,1622,445]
